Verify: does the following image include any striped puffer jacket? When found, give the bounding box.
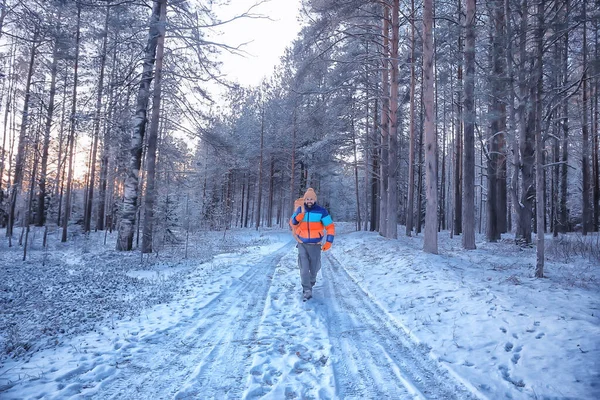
[290,203,335,245]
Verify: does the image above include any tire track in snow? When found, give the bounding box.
[91,243,294,400]
[321,252,481,400]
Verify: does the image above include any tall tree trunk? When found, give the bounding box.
[135,137,147,248]
[97,37,118,231]
[23,129,40,260]
[370,98,379,231]
[0,0,7,39]
[85,2,111,233]
[406,0,417,236]
[141,0,166,253]
[494,0,508,234]
[299,161,306,195]
[379,5,390,236]
[560,2,569,233]
[506,0,521,237]
[416,94,425,235]
[226,170,234,228]
[117,0,164,250]
[479,138,484,233]
[62,5,82,243]
[255,100,264,230]
[534,0,544,277]
[267,156,274,227]
[516,0,534,244]
[423,0,437,253]
[454,0,463,236]
[56,70,69,227]
[363,56,370,231]
[553,110,560,237]
[351,103,362,230]
[581,1,591,235]
[7,28,39,238]
[240,173,246,227]
[36,29,60,227]
[487,0,505,242]
[462,0,476,250]
[386,0,399,239]
[440,91,447,231]
[593,11,599,232]
[245,180,251,228]
[0,41,15,208]
[552,35,561,237]
[290,105,296,208]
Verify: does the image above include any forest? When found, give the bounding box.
[0,0,598,276]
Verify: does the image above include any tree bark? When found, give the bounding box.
[7,28,39,238]
[255,97,264,230]
[267,156,274,227]
[515,0,534,244]
[386,0,399,239]
[117,0,164,250]
[454,0,463,236]
[416,93,425,235]
[0,42,15,211]
[552,31,561,237]
[23,130,40,260]
[559,2,569,233]
[37,18,61,227]
[0,0,7,39]
[97,35,119,231]
[581,1,591,235]
[534,0,544,277]
[379,5,390,236]
[370,98,379,231]
[440,91,447,231]
[423,0,437,254]
[493,0,508,235]
[351,102,362,230]
[487,14,499,242]
[55,70,69,226]
[141,0,166,253]
[462,0,476,250]
[61,5,82,243]
[593,12,599,232]
[290,105,296,209]
[85,2,111,233]
[406,0,417,236]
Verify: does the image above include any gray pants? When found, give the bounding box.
[298,243,322,293]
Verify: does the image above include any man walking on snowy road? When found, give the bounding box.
[290,188,335,301]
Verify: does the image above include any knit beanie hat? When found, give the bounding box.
[304,188,317,202]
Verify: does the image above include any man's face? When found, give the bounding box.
[304,196,315,207]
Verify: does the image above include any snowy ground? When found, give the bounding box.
[0,223,598,399]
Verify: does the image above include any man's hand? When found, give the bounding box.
[321,242,332,251]
[295,213,305,223]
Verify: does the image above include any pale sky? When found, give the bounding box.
[212,0,303,87]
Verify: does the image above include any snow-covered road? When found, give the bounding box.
[89,241,479,399]
[319,253,477,399]
[1,238,483,399]
[2,227,599,399]
[95,243,293,399]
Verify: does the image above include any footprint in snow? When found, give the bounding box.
[498,364,525,388]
